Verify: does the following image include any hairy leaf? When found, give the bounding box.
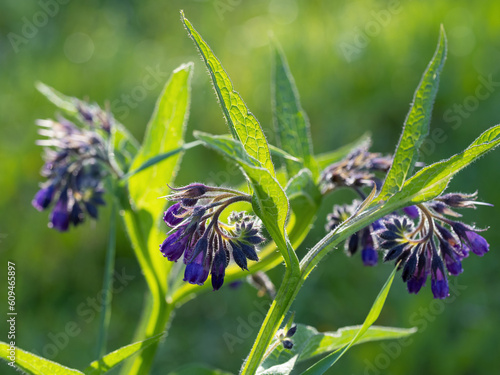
[379,27,447,201]
[259,324,415,374]
[0,341,83,375]
[389,124,500,206]
[182,12,275,175]
[272,40,316,178]
[303,267,398,375]
[84,334,165,375]
[168,364,233,375]
[314,133,371,171]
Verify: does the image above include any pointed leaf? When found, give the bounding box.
[272,40,316,178]
[83,334,165,375]
[182,12,275,176]
[168,364,233,375]
[379,27,447,201]
[0,341,83,375]
[258,324,415,373]
[389,124,500,206]
[128,62,193,212]
[302,267,398,375]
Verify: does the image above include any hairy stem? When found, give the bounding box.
[242,201,395,374]
[96,196,117,359]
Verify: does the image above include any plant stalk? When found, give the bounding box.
[96,193,118,359]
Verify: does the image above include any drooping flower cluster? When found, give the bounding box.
[377,192,491,299]
[160,184,266,290]
[321,142,491,299]
[323,143,393,266]
[320,142,392,194]
[32,101,116,231]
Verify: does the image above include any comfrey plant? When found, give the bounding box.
[31,100,119,231]
[3,13,500,375]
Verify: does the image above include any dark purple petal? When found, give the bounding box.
[465,231,489,256]
[160,229,188,262]
[211,249,227,291]
[232,243,248,270]
[360,230,377,266]
[70,202,84,226]
[431,268,449,299]
[371,220,384,231]
[402,248,418,282]
[184,251,208,285]
[443,253,463,276]
[345,232,359,256]
[50,198,70,231]
[431,250,449,299]
[403,206,419,219]
[84,201,99,219]
[407,275,427,294]
[163,203,184,227]
[361,247,378,266]
[383,243,407,262]
[240,242,259,261]
[32,185,55,211]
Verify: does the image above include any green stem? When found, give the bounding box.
[241,202,396,374]
[96,196,118,359]
[240,267,301,375]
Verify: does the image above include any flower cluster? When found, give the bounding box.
[377,192,490,299]
[32,101,115,231]
[160,184,265,290]
[320,142,392,194]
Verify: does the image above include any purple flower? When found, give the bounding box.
[160,227,189,262]
[403,206,419,219]
[49,197,70,232]
[184,251,210,286]
[211,248,227,291]
[32,185,55,211]
[33,102,114,231]
[451,222,489,257]
[360,229,377,266]
[163,202,185,227]
[431,254,449,299]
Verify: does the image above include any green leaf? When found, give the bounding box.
[128,62,193,213]
[302,267,398,375]
[127,62,192,287]
[118,63,192,375]
[194,131,294,266]
[388,124,500,206]
[0,341,83,375]
[271,40,316,178]
[379,26,447,201]
[168,364,233,375]
[83,333,165,375]
[314,133,371,171]
[298,325,415,362]
[259,324,415,374]
[181,12,275,176]
[121,140,202,180]
[258,356,298,375]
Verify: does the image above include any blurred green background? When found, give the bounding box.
[1,0,500,374]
